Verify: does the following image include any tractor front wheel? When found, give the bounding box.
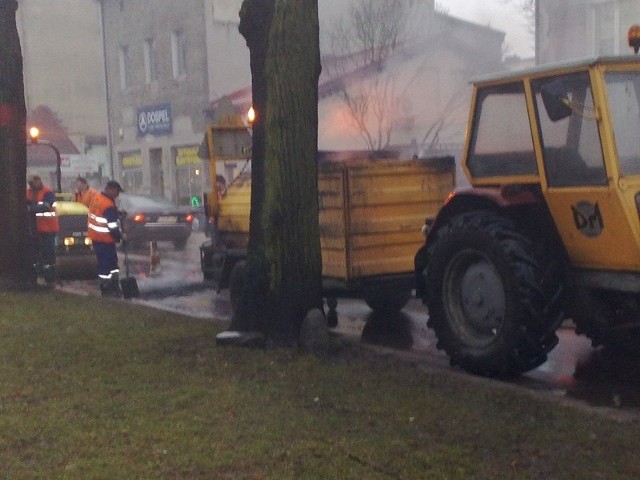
[424,211,560,377]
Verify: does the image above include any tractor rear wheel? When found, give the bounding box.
[424,211,561,377]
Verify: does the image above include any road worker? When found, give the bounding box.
[74,176,99,209]
[88,180,123,296]
[26,175,59,284]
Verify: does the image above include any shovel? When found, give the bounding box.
[120,236,139,299]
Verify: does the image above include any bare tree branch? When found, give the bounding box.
[324,0,469,153]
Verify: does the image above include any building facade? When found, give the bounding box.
[537,0,640,64]
[99,0,249,205]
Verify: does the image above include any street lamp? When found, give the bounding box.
[247,105,256,125]
[28,126,62,193]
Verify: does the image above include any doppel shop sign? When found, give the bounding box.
[137,103,172,137]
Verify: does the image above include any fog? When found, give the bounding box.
[438,0,533,58]
[20,0,514,197]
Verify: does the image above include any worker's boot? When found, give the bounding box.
[99,278,118,297]
[42,264,56,286]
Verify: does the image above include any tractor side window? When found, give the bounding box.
[605,71,640,177]
[533,73,607,187]
[467,82,537,178]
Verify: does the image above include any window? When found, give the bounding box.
[466,82,537,178]
[606,71,640,176]
[144,38,158,84]
[171,31,187,78]
[533,73,607,187]
[119,45,131,90]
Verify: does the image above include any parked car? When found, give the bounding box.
[117,193,194,250]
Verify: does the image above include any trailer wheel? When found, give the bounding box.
[424,211,560,377]
[363,288,412,313]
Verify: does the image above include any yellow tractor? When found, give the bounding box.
[415,49,640,376]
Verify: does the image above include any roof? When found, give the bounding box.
[471,55,640,85]
[27,105,80,167]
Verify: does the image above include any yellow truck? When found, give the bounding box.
[415,49,640,377]
[199,138,455,321]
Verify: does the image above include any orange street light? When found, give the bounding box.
[247,105,256,124]
[27,126,62,193]
[29,126,40,143]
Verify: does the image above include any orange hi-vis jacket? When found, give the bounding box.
[88,193,121,244]
[75,187,99,209]
[26,186,59,233]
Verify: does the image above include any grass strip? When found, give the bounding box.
[0,290,638,479]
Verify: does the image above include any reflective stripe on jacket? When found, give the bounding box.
[26,187,59,233]
[88,193,121,244]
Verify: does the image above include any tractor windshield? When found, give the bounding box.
[605,71,640,177]
[533,73,607,187]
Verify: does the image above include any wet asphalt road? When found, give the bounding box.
[57,232,640,416]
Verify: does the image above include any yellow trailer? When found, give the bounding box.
[200,152,455,317]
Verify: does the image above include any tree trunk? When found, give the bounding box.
[262,0,322,345]
[237,0,323,347]
[0,0,35,290]
[234,0,276,334]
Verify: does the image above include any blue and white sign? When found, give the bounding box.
[137,103,172,137]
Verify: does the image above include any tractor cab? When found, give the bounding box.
[415,44,640,377]
[463,55,640,279]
